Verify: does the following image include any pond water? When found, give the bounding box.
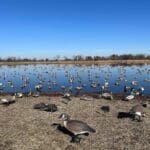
[0,64,149,95]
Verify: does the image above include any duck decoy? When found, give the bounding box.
[59,113,96,143]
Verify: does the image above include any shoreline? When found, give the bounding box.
[0,59,150,65]
[1,92,150,99]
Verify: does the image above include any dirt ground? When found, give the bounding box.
[0,95,150,150]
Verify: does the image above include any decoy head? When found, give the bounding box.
[58,113,70,121]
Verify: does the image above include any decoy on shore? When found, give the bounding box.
[124,94,135,101]
[0,96,16,106]
[101,92,113,100]
[59,113,96,143]
[129,104,145,122]
[101,106,110,112]
[62,88,72,100]
[15,92,23,98]
[33,102,57,112]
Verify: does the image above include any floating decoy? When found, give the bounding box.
[0,83,3,88]
[61,86,66,90]
[124,86,131,93]
[76,86,82,90]
[91,83,97,88]
[137,87,145,95]
[138,87,144,92]
[131,81,138,85]
[35,84,42,91]
[59,113,96,143]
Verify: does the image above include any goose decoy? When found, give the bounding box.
[59,113,96,143]
[44,104,57,112]
[33,102,46,110]
[129,105,145,121]
[33,103,57,112]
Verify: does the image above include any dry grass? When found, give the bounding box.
[0,59,150,65]
[0,96,150,150]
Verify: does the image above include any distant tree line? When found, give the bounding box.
[0,54,150,62]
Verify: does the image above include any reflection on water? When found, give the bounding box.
[0,64,149,95]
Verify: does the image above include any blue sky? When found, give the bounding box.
[0,0,150,58]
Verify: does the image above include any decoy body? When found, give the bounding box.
[33,102,57,112]
[0,96,16,106]
[59,113,96,142]
[15,92,23,98]
[124,95,134,101]
[32,92,40,97]
[129,105,145,121]
[101,106,110,112]
[102,92,113,100]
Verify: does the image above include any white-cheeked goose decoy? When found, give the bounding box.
[59,113,96,142]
